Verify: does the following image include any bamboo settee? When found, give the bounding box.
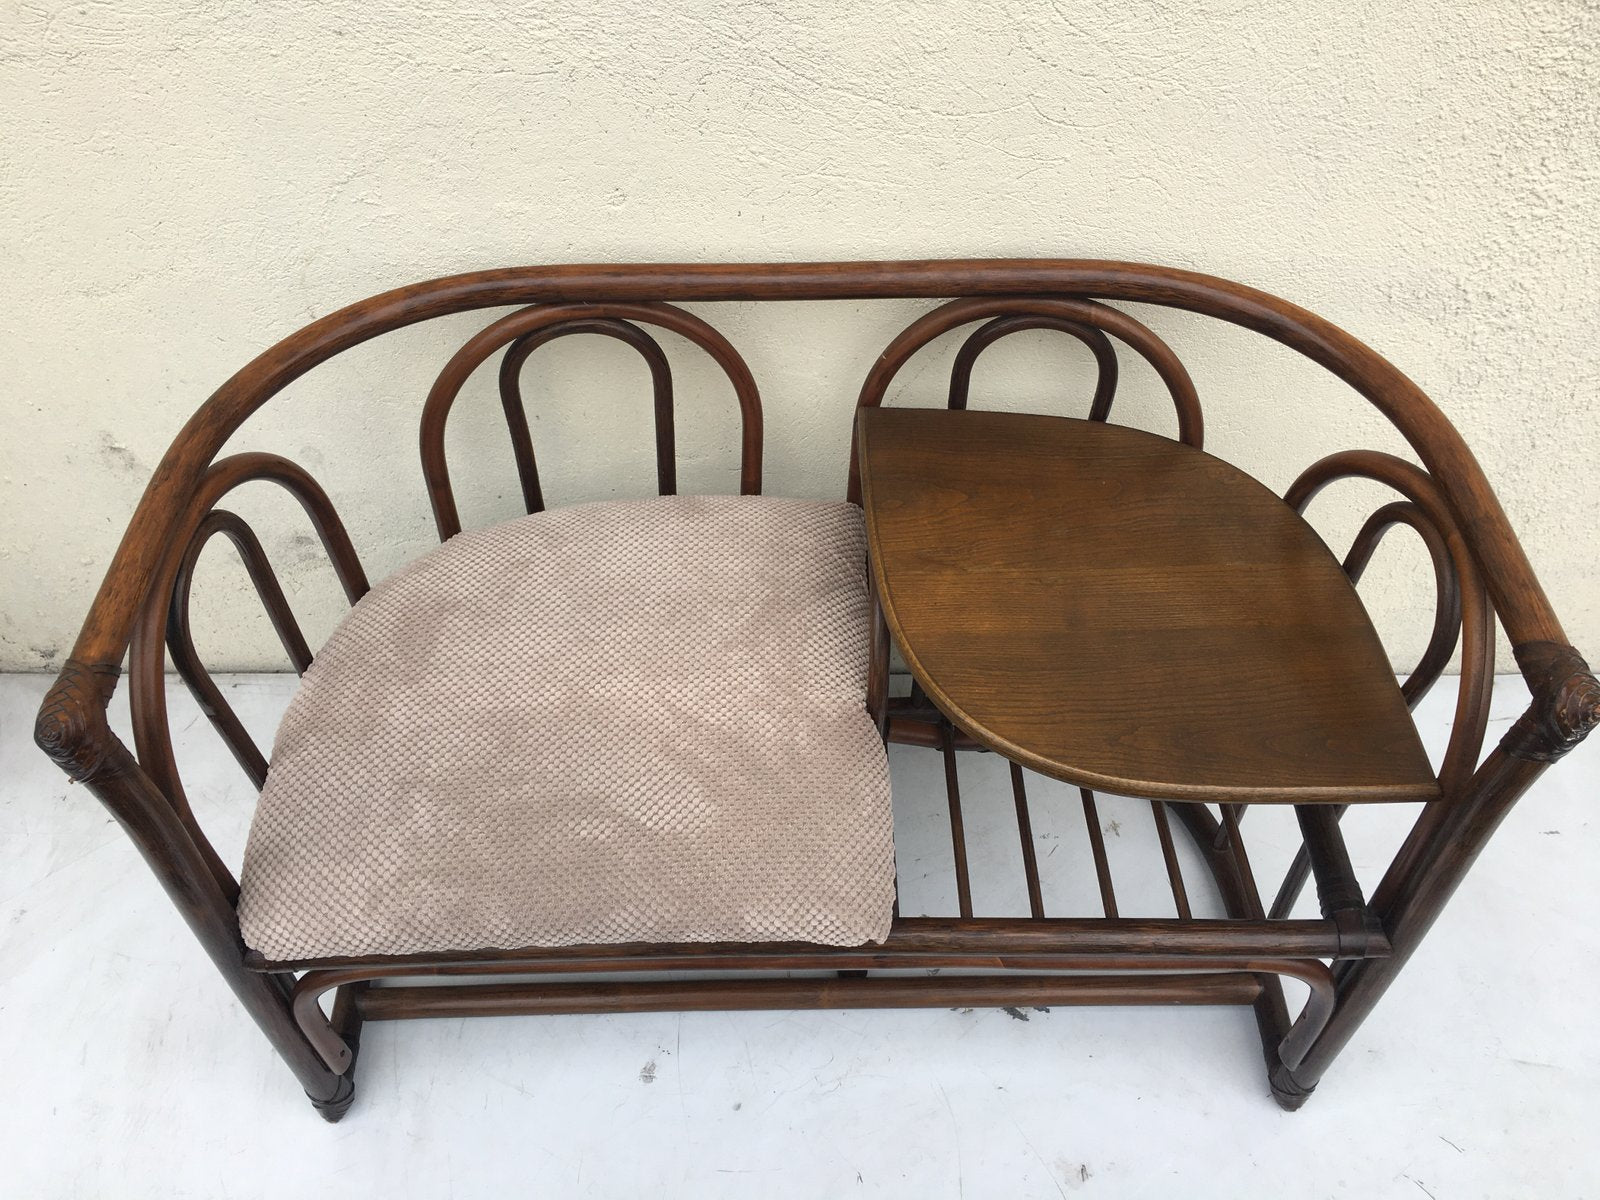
[34,260,1598,1121]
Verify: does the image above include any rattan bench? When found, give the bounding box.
[35,259,1597,1121]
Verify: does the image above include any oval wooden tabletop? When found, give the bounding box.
[857,408,1438,804]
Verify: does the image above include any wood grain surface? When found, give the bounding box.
[858,407,1438,803]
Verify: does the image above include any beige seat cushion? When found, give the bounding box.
[238,495,894,962]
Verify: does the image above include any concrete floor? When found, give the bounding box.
[2,671,1596,1198]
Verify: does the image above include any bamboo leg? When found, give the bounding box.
[35,685,352,1118]
[1269,748,1548,1109]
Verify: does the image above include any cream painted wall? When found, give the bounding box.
[2,1,1596,675]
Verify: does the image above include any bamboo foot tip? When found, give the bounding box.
[1269,1063,1315,1112]
[309,1074,357,1123]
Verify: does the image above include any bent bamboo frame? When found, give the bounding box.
[32,259,1597,1120]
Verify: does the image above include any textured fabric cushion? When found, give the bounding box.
[237,495,894,961]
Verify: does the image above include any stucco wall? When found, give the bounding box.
[2,1,1596,674]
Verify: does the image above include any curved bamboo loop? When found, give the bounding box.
[1342,500,1462,709]
[1287,450,1494,798]
[127,453,369,897]
[421,301,761,540]
[1267,499,1467,924]
[849,295,1200,503]
[497,317,676,516]
[946,313,1120,418]
[165,510,310,790]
